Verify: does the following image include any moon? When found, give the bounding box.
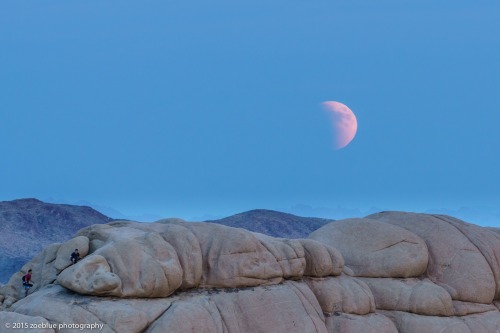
[322,101,358,150]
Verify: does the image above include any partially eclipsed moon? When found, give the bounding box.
[322,101,358,150]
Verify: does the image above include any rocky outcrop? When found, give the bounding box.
[326,313,398,333]
[358,278,453,316]
[162,281,326,333]
[304,275,375,315]
[57,255,122,296]
[54,236,89,271]
[1,212,500,332]
[0,311,54,333]
[380,310,500,333]
[309,218,428,278]
[0,198,112,283]
[309,212,500,331]
[8,285,168,333]
[367,212,498,304]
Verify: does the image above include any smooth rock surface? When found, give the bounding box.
[10,281,328,333]
[98,234,183,297]
[433,214,500,300]
[368,212,496,304]
[309,218,429,278]
[453,301,499,316]
[181,222,284,288]
[145,301,219,333]
[254,233,306,279]
[78,223,184,297]
[305,275,375,315]
[381,309,500,333]
[207,281,327,333]
[9,285,171,333]
[381,310,471,333]
[0,311,55,333]
[154,223,203,289]
[359,278,453,316]
[54,236,89,270]
[325,313,398,333]
[57,255,122,296]
[299,239,344,277]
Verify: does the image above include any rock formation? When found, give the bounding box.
[0,198,112,283]
[1,212,499,332]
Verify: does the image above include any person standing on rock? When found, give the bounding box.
[70,249,80,264]
[22,269,34,297]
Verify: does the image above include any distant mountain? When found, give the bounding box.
[205,209,333,238]
[0,198,113,283]
[44,198,164,222]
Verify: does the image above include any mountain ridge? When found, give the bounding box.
[0,199,333,283]
[204,208,333,238]
[0,198,113,283]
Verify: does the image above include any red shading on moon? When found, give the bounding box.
[322,101,358,150]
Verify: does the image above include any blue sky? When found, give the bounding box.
[1,1,499,224]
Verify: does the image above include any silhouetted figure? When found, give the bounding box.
[70,249,80,264]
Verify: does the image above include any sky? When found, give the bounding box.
[1,1,499,224]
